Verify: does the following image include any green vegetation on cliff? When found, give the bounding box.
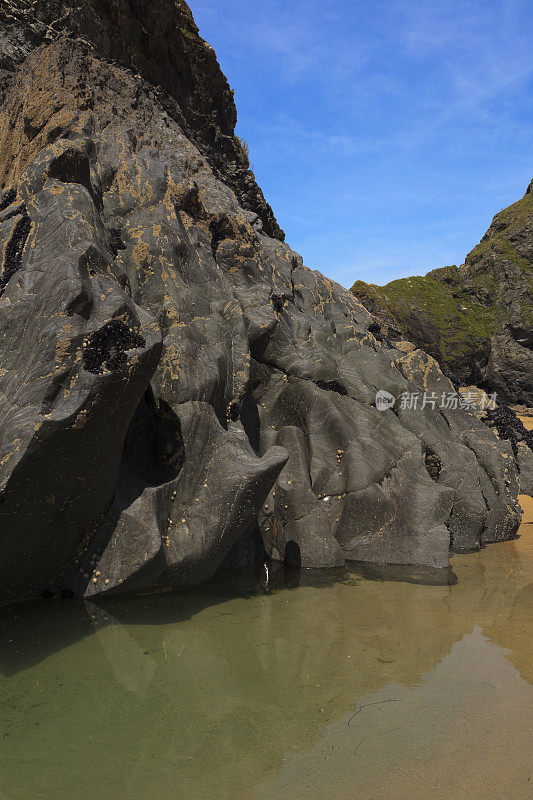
[351,181,533,401]
[351,272,497,368]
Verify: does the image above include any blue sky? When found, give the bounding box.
[191,0,533,288]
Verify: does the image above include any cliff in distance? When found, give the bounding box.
[0,0,525,604]
[352,183,533,405]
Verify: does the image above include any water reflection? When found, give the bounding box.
[0,500,531,800]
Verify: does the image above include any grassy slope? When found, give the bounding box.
[351,183,533,375]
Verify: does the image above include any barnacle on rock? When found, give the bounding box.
[82,319,146,374]
[483,406,533,458]
[0,210,31,297]
[0,188,17,212]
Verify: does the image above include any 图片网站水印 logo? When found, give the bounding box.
[375,389,497,412]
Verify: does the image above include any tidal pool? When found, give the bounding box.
[0,496,532,800]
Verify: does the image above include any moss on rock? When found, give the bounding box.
[351,182,533,402]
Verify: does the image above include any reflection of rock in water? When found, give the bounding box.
[466,493,533,685]
[256,626,533,800]
[85,601,156,698]
[349,560,457,585]
[0,517,532,800]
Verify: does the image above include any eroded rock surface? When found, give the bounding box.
[0,0,523,603]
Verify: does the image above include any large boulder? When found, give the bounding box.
[0,0,523,603]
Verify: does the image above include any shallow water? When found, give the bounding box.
[0,499,532,800]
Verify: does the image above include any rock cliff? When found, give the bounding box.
[0,0,523,604]
[351,183,533,405]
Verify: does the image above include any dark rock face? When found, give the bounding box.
[0,0,524,603]
[0,0,284,241]
[351,185,533,405]
[482,405,533,496]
